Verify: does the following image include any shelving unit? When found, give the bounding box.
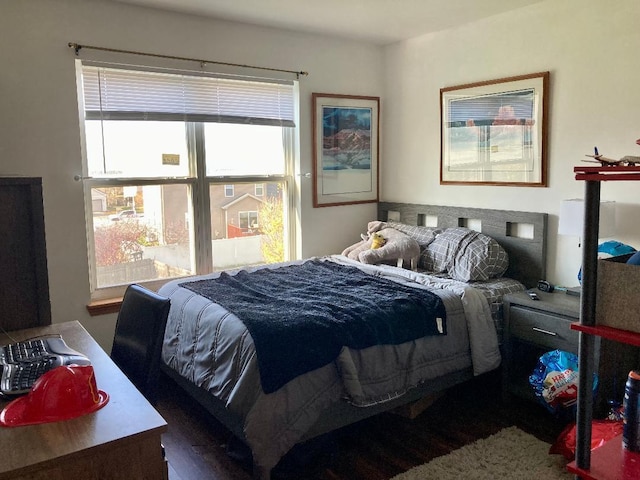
[565,165,640,479]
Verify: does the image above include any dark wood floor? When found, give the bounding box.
[156,369,571,480]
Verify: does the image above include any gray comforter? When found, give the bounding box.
[159,255,502,475]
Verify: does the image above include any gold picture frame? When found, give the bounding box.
[440,72,549,186]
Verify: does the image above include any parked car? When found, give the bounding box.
[111,210,139,221]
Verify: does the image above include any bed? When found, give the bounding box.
[158,202,547,479]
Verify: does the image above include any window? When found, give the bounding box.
[77,62,297,300]
[239,211,259,230]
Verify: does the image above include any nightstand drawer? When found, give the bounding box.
[509,306,579,353]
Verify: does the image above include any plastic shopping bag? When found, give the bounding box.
[549,419,623,460]
[529,349,598,417]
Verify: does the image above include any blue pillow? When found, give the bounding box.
[627,251,640,266]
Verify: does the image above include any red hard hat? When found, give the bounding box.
[0,364,109,427]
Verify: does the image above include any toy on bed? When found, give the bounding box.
[342,221,420,270]
[342,220,511,283]
[370,232,387,249]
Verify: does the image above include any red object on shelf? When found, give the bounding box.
[571,323,640,348]
[567,435,640,480]
[551,420,624,460]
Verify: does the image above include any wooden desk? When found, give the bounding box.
[0,321,168,480]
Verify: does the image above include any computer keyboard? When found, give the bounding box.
[0,336,91,396]
[1,338,49,363]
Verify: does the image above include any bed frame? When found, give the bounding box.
[161,203,548,479]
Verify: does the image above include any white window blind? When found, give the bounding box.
[81,65,295,127]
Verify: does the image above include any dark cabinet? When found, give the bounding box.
[0,177,51,331]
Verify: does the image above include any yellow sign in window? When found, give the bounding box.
[162,153,180,166]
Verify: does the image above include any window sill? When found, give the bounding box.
[87,298,123,316]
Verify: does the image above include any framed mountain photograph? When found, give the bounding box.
[312,93,380,207]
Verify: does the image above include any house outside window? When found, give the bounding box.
[255,184,264,196]
[77,62,297,300]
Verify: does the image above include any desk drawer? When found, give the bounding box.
[509,306,579,353]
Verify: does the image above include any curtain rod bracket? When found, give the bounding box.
[68,42,82,56]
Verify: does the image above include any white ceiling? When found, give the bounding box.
[109,0,544,45]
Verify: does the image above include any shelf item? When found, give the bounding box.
[595,253,640,333]
[567,434,640,480]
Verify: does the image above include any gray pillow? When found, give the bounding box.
[386,222,441,248]
[419,228,508,281]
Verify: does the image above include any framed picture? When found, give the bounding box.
[312,93,379,207]
[440,71,549,186]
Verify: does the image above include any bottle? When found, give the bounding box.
[623,370,640,451]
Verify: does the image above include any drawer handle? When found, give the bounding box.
[532,327,557,336]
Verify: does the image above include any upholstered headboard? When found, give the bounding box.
[378,202,548,289]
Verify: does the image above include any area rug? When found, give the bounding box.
[390,426,572,480]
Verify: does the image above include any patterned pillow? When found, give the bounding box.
[419,228,509,281]
[419,229,462,273]
[386,222,441,248]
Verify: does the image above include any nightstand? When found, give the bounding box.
[502,290,640,417]
[502,290,582,403]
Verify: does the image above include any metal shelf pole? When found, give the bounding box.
[575,179,601,471]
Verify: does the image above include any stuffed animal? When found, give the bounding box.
[341,226,420,270]
[370,232,387,249]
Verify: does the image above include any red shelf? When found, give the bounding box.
[567,435,640,480]
[574,165,640,181]
[571,323,640,347]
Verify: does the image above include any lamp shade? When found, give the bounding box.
[558,199,616,238]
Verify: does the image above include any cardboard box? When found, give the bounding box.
[596,253,640,333]
[391,392,443,419]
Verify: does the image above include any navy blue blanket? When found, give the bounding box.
[182,260,446,393]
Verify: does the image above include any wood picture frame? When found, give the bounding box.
[312,93,380,207]
[440,71,549,187]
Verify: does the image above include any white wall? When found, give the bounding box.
[0,0,381,349]
[4,0,640,350]
[382,0,640,288]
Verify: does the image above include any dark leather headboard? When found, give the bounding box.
[378,202,547,289]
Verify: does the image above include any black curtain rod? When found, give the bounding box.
[68,42,308,78]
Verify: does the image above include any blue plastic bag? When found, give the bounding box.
[529,349,598,416]
[578,241,636,282]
